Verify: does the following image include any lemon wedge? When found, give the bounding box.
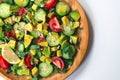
[2,44,20,64]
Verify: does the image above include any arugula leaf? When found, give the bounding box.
[6,0,14,4]
[11,64,22,75]
[5,23,12,32]
[17,51,28,58]
[30,45,40,50]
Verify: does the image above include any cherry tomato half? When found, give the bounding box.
[18,7,29,19]
[49,16,62,32]
[25,55,33,70]
[0,55,9,70]
[44,0,57,9]
[4,29,16,38]
[36,37,46,45]
[52,56,64,70]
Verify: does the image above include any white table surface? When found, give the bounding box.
[0,0,120,80]
[67,0,120,80]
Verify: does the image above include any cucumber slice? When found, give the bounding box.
[46,32,59,46]
[55,2,70,16]
[17,42,24,52]
[63,22,75,36]
[0,3,11,18]
[34,0,44,7]
[14,0,29,7]
[39,63,53,77]
[14,22,26,30]
[34,8,46,23]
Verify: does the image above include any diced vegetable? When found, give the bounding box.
[45,57,52,64]
[17,68,30,75]
[51,47,57,52]
[36,23,42,32]
[40,56,46,62]
[0,18,4,26]
[44,0,57,9]
[25,23,33,32]
[52,56,64,70]
[24,34,33,48]
[63,22,75,36]
[55,2,70,16]
[61,16,70,26]
[36,37,45,45]
[46,32,59,46]
[42,46,50,57]
[14,0,29,7]
[70,36,78,44]
[57,50,62,57]
[25,55,34,70]
[72,22,80,29]
[18,7,29,19]
[39,63,53,77]
[8,40,16,49]
[34,8,46,23]
[33,58,39,64]
[18,58,24,66]
[15,30,24,40]
[48,12,55,18]
[31,30,39,38]
[0,3,11,18]
[49,16,62,32]
[32,4,38,11]
[30,49,36,56]
[32,67,38,76]
[69,10,80,21]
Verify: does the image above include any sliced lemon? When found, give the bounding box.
[2,44,20,64]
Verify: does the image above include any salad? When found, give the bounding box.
[0,0,81,79]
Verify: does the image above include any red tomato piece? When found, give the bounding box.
[25,55,33,70]
[49,16,62,32]
[36,37,46,45]
[52,56,64,70]
[9,29,16,38]
[0,55,9,70]
[4,29,16,38]
[44,0,57,9]
[18,7,29,19]
[4,29,10,38]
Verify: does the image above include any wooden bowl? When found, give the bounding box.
[0,0,89,80]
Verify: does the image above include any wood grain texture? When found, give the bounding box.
[0,0,89,80]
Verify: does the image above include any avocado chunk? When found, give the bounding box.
[69,10,81,21]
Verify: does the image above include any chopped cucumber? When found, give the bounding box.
[0,3,11,18]
[14,22,26,31]
[69,10,80,21]
[17,42,24,52]
[39,63,53,77]
[46,32,60,46]
[14,0,29,7]
[34,0,45,7]
[55,2,70,16]
[34,8,46,23]
[63,22,75,36]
